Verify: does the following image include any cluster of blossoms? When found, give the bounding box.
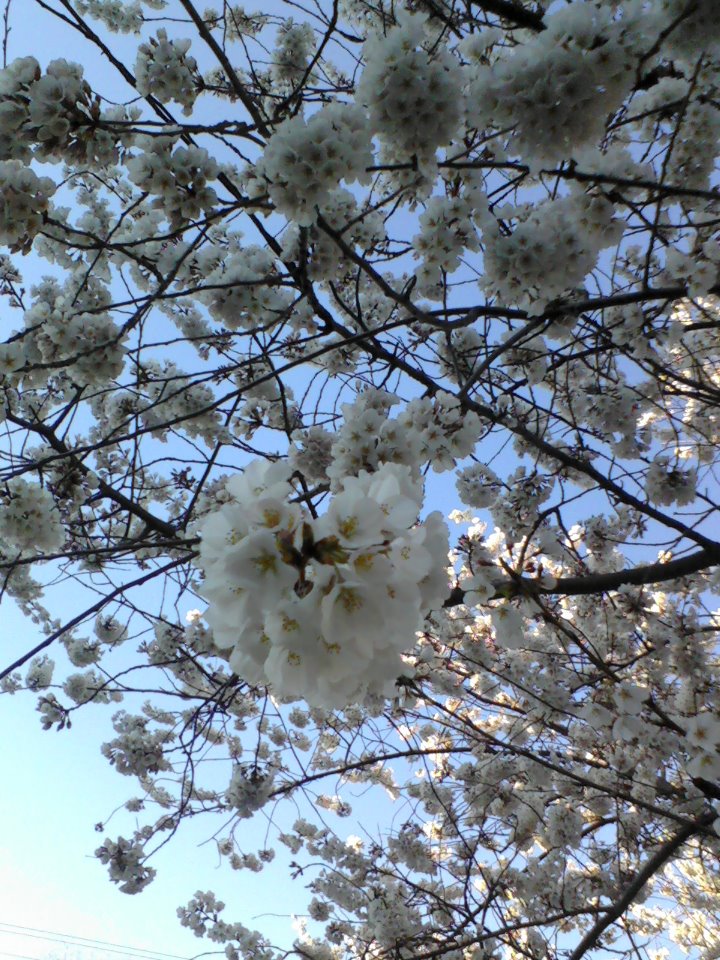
[20,277,126,387]
[645,456,698,506]
[270,19,316,89]
[135,30,199,115]
[466,2,641,165]
[219,7,269,42]
[631,76,720,191]
[95,836,156,894]
[280,188,384,282]
[63,669,121,706]
[0,478,63,554]
[250,104,373,227]
[0,161,55,252]
[413,194,480,299]
[226,764,277,818]
[557,361,651,459]
[24,655,55,690]
[0,56,130,165]
[196,460,449,706]
[178,890,275,960]
[290,388,483,487]
[435,327,487,385]
[101,711,173,777]
[64,638,101,668]
[73,0,167,34]
[126,138,219,227]
[486,467,554,545]
[194,240,292,330]
[656,0,720,62]
[480,192,623,312]
[357,12,462,169]
[130,360,224,444]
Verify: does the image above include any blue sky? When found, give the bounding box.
[0,601,308,958]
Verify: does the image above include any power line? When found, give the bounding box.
[0,924,192,960]
[0,929,169,960]
[0,951,48,960]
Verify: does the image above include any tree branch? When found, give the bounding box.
[444,548,720,607]
[568,811,716,960]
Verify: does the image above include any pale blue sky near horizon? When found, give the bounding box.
[1,591,316,959]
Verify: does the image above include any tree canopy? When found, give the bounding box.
[1,0,720,958]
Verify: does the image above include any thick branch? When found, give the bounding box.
[444,548,720,607]
[568,811,716,960]
[472,0,546,31]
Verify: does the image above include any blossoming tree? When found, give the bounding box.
[1,0,720,957]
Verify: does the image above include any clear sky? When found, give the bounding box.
[0,595,311,960]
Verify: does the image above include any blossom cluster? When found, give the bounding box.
[195,240,293,331]
[280,188,384,281]
[467,3,640,165]
[101,711,174,777]
[413,193,480,298]
[126,137,219,227]
[0,161,55,252]
[481,192,623,312]
[251,104,373,227]
[74,0,146,33]
[357,12,462,169]
[95,836,156,894]
[270,19,316,89]
[0,478,64,554]
[226,764,276,818]
[290,388,483,487]
[632,76,720,191]
[0,56,129,165]
[645,456,698,506]
[196,460,449,706]
[135,30,199,115]
[21,277,126,387]
[129,360,224,444]
[657,0,720,63]
[178,890,275,960]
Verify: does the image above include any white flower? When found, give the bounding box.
[684,713,720,751]
[0,477,64,553]
[225,460,293,504]
[613,684,647,716]
[490,603,525,649]
[687,751,720,781]
[195,460,449,706]
[0,160,55,251]
[224,529,298,595]
[314,491,389,548]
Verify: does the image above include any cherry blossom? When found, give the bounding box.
[0,3,718,960]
